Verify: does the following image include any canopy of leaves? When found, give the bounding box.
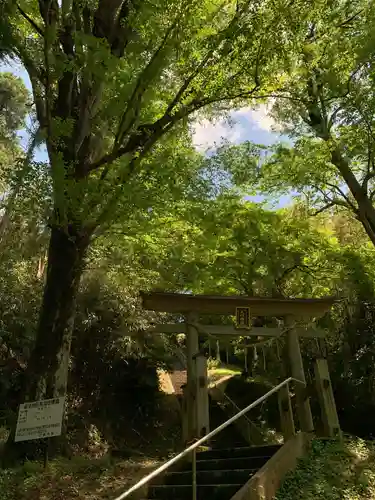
[0,0,301,234]
[0,71,30,193]
[0,72,29,140]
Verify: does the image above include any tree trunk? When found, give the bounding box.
[330,146,375,246]
[4,224,90,462]
[27,224,89,400]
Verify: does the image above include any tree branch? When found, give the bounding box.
[362,138,375,192]
[324,181,356,210]
[17,4,44,36]
[311,202,335,216]
[38,0,59,26]
[313,185,358,215]
[87,79,261,176]
[231,276,252,295]
[114,18,178,149]
[89,119,176,230]
[336,9,364,29]
[326,65,364,106]
[164,51,213,118]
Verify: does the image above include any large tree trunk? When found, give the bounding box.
[26,224,90,400]
[4,223,90,463]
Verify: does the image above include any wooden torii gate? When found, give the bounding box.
[141,292,340,444]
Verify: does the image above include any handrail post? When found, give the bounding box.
[192,446,197,500]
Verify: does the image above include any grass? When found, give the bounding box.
[207,364,242,384]
[0,455,162,500]
[209,366,241,377]
[207,361,277,388]
[276,437,375,500]
[0,406,181,500]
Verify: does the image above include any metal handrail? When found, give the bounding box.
[220,391,264,442]
[114,376,303,500]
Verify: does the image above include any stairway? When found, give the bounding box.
[210,390,265,446]
[146,444,281,500]
[150,354,281,499]
[142,382,281,499]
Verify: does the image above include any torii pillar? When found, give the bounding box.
[285,316,314,433]
[185,313,209,443]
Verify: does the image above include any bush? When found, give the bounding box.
[67,272,178,453]
[0,268,181,457]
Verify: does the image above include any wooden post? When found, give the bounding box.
[314,358,341,438]
[181,384,189,445]
[186,313,199,441]
[216,340,221,362]
[277,384,295,441]
[195,353,210,437]
[286,317,314,433]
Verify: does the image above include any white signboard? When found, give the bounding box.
[15,397,65,442]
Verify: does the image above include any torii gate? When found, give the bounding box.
[141,292,340,443]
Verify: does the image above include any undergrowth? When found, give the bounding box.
[276,438,375,500]
[0,455,161,500]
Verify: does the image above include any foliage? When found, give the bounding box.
[326,250,375,438]
[0,71,30,193]
[0,262,182,451]
[264,1,375,247]
[276,438,375,500]
[131,195,344,298]
[2,0,375,460]
[1,0,310,413]
[0,0,291,235]
[203,1,375,249]
[68,271,180,452]
[0,72,29,140]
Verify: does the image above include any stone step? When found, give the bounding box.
[196,444,281,461]
[148,483,243,500]
[164,468,256,485]
[192,454,270,471]
[209,400,247,449]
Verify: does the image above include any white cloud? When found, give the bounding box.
[234,101,279,133]
[191,101,281,152]
[192,118,245,153]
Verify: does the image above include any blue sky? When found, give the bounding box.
[2,61,292,206]
[192,104,282,150]
[1,62,49,162]
[192,104,293,206]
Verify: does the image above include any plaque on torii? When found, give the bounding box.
[235,306,251,330]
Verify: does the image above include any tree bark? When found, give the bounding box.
[4,223,90,462]
[27,224,89,400]
[330,146,375,247]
